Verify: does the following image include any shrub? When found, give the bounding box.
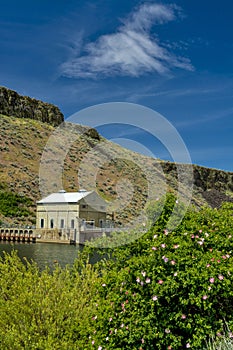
[0,189,33,218]
[0,251,99,349]
[86,195,233,349]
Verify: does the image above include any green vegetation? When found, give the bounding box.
[206,334,233,350]
[1,194,233,349]
[0,252,99,349]
[0,186,33,219]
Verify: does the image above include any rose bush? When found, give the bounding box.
[87,195,233,349]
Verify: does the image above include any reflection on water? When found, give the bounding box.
[0,241,82,270]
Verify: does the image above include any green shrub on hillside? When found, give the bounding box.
[0,188,33,218]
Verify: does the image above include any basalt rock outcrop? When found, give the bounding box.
[0,86,64,126]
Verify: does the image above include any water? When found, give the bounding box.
[0,241,83,270]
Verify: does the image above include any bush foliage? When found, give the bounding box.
[1,193,233,349]
[0,252,99,349]
[0,188,33,218]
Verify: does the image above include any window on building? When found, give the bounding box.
[60,219,64,229]
[50,219,54,229]
[40,219,44,228]
[81,204,87,209]
[99,219,104,228]
[71,219,75,229]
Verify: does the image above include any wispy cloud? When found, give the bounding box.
[175,107,233,129]
[60,3,193,79]
[126,86,223,103]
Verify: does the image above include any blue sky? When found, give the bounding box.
[1,0,233,171]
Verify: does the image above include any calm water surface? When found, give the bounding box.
[0,241,83,270]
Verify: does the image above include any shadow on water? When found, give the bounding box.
[0,241,83,270]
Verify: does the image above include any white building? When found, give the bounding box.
[36,189,107,231]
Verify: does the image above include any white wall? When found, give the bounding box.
[36,203,79,230]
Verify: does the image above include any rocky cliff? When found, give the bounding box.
[161,162,233,208]
[0,86,64,126]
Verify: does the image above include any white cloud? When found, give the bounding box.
[60,3,193,79]
[175,107,233,129]
[124,3,177,31]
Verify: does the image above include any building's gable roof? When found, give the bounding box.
[37,190,93,204]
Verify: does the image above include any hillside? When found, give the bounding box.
[0,113,164,226]
[0,87,233,227]
[1,113,233,227]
